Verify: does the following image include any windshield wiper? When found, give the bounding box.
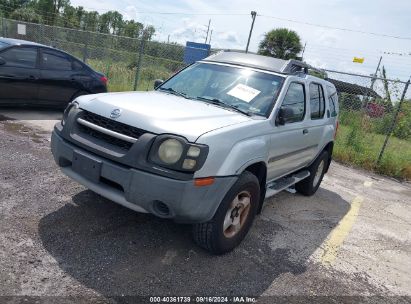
[195,96,252,117]
[158,87,189,99]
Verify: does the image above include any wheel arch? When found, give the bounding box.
[323,141,334,173]
[242,161,267,215]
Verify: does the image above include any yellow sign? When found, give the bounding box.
[353,57,365,63]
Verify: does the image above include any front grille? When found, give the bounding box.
[78,110,147,151]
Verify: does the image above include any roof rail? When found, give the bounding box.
[281,59,309,74]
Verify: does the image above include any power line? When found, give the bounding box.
[258,14,411,41]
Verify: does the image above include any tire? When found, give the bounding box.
[192,171,260,254]
[295,150,329,196]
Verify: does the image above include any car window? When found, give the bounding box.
[41,50,72,71]
[72,60,84,71]
[310,83,325,120]
[329,94,338,117]
[0,41,10,50]
[281,82,306,123]
[0,47,37,68]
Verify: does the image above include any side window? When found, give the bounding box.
[41,50,72,71]
[0,47,37,68]
[329,94,338,117]
[310,83,325,120]
[73,60,84,71]
[281,82,306,123]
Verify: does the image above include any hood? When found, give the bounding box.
[76,91,252,142]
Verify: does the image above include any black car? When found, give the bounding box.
[0,37,107,108]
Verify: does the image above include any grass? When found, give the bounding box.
[334,124,411,180]
[87,58,178,92]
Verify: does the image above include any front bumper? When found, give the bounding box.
[51,129,237,223]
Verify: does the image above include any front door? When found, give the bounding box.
[267,81,312,181]
[0,46,39,106]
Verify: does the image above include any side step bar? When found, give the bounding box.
[265,170,310,199]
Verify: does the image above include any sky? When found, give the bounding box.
[70,0,411,82]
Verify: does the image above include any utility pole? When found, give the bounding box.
[245,11,257,53]
[208,29,213,45]
[363,56,382,103]
[370,56,383,90]
[205,19,211,44]
[301,42,307,60]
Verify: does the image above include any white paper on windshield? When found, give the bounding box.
[227,84,260,103]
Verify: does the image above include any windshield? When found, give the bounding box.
[0,41,10,50]
[158,62,284,117]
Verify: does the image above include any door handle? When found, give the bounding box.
[27,75,37,80]
[303,129,309,134]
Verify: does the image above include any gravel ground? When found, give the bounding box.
[0,118,410,303]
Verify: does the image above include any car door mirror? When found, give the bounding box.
[0,57,6,65]
[154,79,164,89]
[276,105,295,125]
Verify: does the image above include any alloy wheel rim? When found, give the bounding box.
[223,191,251,238]
[313,160,325,187]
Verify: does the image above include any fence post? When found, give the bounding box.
[2,18,7,37]
[133,37,146,91]
[376,79,410,165]
[82,32,89,63]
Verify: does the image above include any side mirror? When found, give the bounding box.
[276,107,286,125]
[154,79,164,89]
[276,106,295,125]
[0,57,5,66]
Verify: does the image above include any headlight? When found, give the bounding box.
[149,135,208,172]
[62,101,79,126]
[158,139,184,164]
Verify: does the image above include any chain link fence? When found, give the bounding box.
[1,18,410,179]
[1,18,186,91]
[324,70,410,179]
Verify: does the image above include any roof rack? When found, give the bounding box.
[204,51,328,78]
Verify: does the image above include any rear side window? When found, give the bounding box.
[329,94,338,117]
[0,41,10,50]
[73,60,84,71]
[0,47,37,68]
[281,82,306,123]
[41,50,72,71]
[309,83,325,120]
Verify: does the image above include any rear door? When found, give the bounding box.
[38,48,82,107]
[267,81,311,180]
[0,46,39,106]
[305,82,329,160]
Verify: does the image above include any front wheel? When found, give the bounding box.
[295,150,329,196]
[192,172,260,254]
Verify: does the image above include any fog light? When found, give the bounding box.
[182,159,196,169]
[187,146,201,157]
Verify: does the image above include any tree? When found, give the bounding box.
[98,11,124,35]
[82,10,99,31]
[10,7,42,23]
[1,0,30,18]
[258,28,302,60]
[123,20,144,38]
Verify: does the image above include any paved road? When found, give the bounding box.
[0,118,410,303]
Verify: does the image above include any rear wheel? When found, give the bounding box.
[192,171,260,254]
[295,150,328,196]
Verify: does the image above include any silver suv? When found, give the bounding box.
[51,51,339,254]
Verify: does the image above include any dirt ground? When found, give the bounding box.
[0,112,410,303]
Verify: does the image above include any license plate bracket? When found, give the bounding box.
[72,151,102,182]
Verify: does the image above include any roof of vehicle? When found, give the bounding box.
[202,51,310,75]
[0,37,46,47]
